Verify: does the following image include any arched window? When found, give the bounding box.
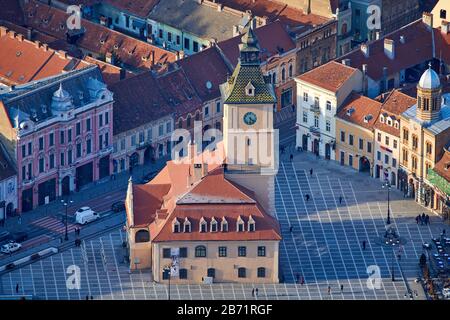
[195,245,207,257]
[178,118,183,129]
[135,229,150,243]
[215,121,221,131]
[210,217,218,232]
[172,218,180,233]
[248,215,255,232]
[199,217,207,232]
[257,267,266,278]
[341,23,348,35]
[288,64,293,78]
[221,217,228,232]
[195,111,200,121]
[186,115,191,128]
[281,67,286,81]
[207,268,215,278]
[183,217,191,232]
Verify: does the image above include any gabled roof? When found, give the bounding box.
[23,0,176,71]
[433,146,450,184]
[336,92,382,130]
[177,46,231,103]
[102,0,160,18]
[131,183,171,227]
[338,19,434,81]
[218,20,296,67]
[296,61,359,93]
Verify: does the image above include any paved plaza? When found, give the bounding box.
[0,153,446,300]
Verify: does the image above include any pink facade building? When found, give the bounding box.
[0,66,114,213]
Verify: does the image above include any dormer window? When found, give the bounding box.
[380,115,384,123]
[172,218,180,233]
[237,216,245,232]
[221,217,228,232]
[245,82,255,97]
[387,118,392,126]
[248,215,255,232]
[199,217,207,233]
[394,121,399,129]
[183,217,191,233]
[346,108,355,116]
[363,114,373,123]
[210,217,218,232]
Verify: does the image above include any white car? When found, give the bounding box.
[1,241,22,254]
[443,288,450,299]
[75,206,99,225]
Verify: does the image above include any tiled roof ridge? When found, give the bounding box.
[1,65,98,103]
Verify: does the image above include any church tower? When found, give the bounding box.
[416,65,442,122]
[220,24,278,216]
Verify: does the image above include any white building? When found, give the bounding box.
[373,90,417,187]
[295,61,362,159]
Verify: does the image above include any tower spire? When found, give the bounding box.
[238,20,260,65]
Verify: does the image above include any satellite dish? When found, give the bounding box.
[205,81,212,90]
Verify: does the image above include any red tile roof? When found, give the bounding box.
[337,92,382,130]
[23,0,176,71]
[103,0,160,18]
[434,147,450,183]
[83,55,133,85]
[218,0,328,29]
[338,19,434,81]
[296,61,359,93]
[0,26,90,85]
[374,89,417,137]
[435,27,450,66]
[131,183,171,227]
[177,46,232,102]
[218,20,296,67]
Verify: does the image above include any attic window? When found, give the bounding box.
[183,217,191,233]
[387,118,392,125]
[245,82,255,97]
[60,23,65,30]
[346,108,355,116]
[199,217,207,233]
[221,218,228,232]
[236,216,244,232]
[445,162,450,170]
[394,121,399,128]
[100,39,105,45]
[210,217,218,232]
[142,55,148,61]
[28,12,33,17]
[363,114,373,123]
[114,44,119,50]
[248,215,255,232]
[172,218,180,233]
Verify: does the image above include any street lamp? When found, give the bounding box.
[163,265,171,300]
[382,181,392,225]
[61,198,73,241]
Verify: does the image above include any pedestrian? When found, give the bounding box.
[290,154,293,162]
[310,168,313,176]
[255,288,259,297]
[305,194,310,202]
[90,296,94,300]
[443,229,446,235]
[251,288,255,297]
[85,295,89,300]
[362,240,366,250]
[339,196,343,204]
[289,225,293,233]
[300,276,305,286]
[425,215,430,225]
[415,215,420,225]
[340,284,344,293]
[327,285,331,295]
[15,283,19,294]
[421,213,426,225]
[18,215,22,225]
[291,104,295,113]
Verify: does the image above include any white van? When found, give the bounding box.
[75,207,99,225]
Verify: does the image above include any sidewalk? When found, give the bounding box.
[0,157,169,234]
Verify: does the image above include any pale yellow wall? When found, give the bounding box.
[152,240,279,284]
[128,226,152,269]
[335,118,374,171]
[431,0,450,28]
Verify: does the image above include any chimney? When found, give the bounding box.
[26,27,32,40]
[42,43,49,51]
[150,50,155,65]
[361,43,369,58]
[422,12,433,29]
[125,177,134,226]
[217,3,223,11]
[188,141,203,185]
[17,34,24,42]
[384,39,395,60]
[179,50,185,60]
[202,162,209,177]
[362,64,368,96]
[0,26,7,37]
[35,40,41,48]
[375,31,381,40]
[303,0,311,14]
[342,58,351,66]
[105,52,115,65]
[442,21,449,35]
[8,31,17,39]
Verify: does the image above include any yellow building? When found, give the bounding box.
[335,92,382,174]
[125,26,282,284]
[399,66,450,211]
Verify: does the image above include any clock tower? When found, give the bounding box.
[220,24,278,216]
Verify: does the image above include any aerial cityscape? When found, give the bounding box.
[0,0,449,304]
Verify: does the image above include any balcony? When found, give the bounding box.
[99,146,113,156]
[310,104,320,114]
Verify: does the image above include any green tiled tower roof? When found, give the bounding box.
[223,26,276,105]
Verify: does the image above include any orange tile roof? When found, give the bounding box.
[374,90,417,137]
[23,0,176,71]
[336,92,382,130]
[131,183,171,227]
[103,0,160,18]
[296,61,358,93]
[434,147,450,183]
[435,27,450,66]
[338,19,434,81]
[0,27,90,85]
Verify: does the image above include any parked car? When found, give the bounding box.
[1,241,22,254]
[140,171,158,184]
[75,207,99,225]
[111,201,125,213]
[9,231,28,243]
[0,230,11,243]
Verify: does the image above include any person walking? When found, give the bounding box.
[289,225,293,233]
[421,213,426,225]
[362,240,366,251]
[15,283,19,294]
[300,276,305,286]
[415,215,420,224]
[296,273,300,284]
[305,194,310,202]
[310,168,313,176]
[327,285,331,295]
[425,215,430,225]
[443,229,446,235]
[255,288,259,297]
[290,154,293,162]
[340,284,344,293]
[339,196,343,204]
[85,295,89,300]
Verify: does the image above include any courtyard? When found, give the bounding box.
[0,152,445,300]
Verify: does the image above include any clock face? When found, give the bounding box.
[243,112,257,125]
